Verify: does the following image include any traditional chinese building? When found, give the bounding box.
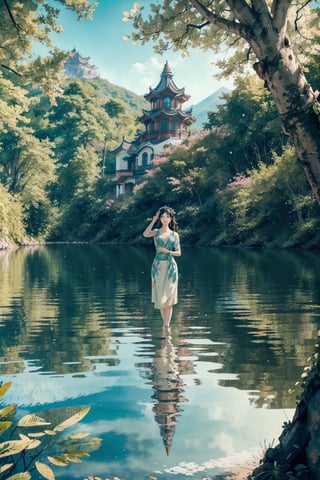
[64,48,99,79]
[112,61,196,197]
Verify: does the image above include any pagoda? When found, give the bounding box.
[64,48,99,79]
[111,61,195,197]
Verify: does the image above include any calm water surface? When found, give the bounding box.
[1,245,320,479]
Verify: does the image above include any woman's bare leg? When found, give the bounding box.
[160,308,166,323]
[166,306,173,326]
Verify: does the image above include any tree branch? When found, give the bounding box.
[224,0,256,25]
[271,0,292,31]
[1,64,23,76]
[3,0,21,37]
[295,0,314,36]
[189,0,252,39]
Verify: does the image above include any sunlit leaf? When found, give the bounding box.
[47,455,68,466]
[0,382,12,400]
[54,407,90,432]
[65,454,82,463]
[0,463,13,473]
[35,461,55,480]
[18,413,51,427]
[44,430,56,436]
[68,432,90,439]
[0,421,12,435]
[0,440,29,458]
[6,473,31,480]
[18,435,41,450]
[28,431,45,437]
[0,404,17,418]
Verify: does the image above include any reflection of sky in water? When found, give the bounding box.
[3,331,293,479]
[1,245,320,479]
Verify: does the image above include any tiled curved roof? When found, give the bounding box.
[144,61,189,100]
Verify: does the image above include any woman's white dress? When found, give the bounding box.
[151,229,180,309]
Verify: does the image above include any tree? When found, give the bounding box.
[127,1,320,202]
[204,76,287,173]
[0,0,96,96]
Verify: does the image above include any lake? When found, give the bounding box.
[1,245,320,479]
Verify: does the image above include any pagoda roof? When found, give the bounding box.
[140,108,194,120]
[144,61,189,100]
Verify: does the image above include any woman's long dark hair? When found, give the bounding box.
[158,206,178,232]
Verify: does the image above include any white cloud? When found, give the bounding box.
[132,62,146,73]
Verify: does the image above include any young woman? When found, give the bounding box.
[143,206,181,332]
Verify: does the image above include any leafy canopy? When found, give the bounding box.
[0,1,97,94]
[126,1,319,77]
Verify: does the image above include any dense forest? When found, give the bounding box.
[1,58,320,249]
[0,2,319,250]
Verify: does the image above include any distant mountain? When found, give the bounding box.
[191,86,231,128]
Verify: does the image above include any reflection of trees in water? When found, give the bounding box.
[1,245,320,408]
[150,334,188,455]
[179,248,320,408]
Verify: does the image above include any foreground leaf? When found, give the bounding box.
[54,407,90,432]
[0,381,12,400]
[0,463,13,473]
[18,433,41,450]
[65,454,82,463]
[0,440,29,458]
[47,455,69,466]
[6,473,31,480]
[18,413,51,427]
[0,420,12,435]
[0,404,17,419]
[35,461,55,480]
[28,431,46,437]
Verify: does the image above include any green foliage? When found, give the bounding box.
[129,2,319,78]
[0,185,25,242]
[204,76,286,173]
[0,381,101,480]
[0,0,96,97]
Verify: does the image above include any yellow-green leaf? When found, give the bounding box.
[47,455,68,466]
[0,381,12,400]
[62,450,89,458]
[0,404,17,418]
[0,463,13,473]
[68,432,90,440]
[18,413,50,427]
[0,421,12,435]
[0,440,29,458]
[6,473,31,480]
[54,407,90,432]
[35,461,55,480]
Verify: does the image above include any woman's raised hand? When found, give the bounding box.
[152,210,160,223]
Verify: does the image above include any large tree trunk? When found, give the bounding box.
[253,33,320,203]
[249,335,320,480]
[191,0,320,203]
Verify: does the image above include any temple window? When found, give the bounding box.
[142,152,148,167]
[163,96,171,109]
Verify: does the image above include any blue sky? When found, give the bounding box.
[48,0,234,105]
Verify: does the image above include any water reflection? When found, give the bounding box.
[149,334,187,455]
[1,245,320,478]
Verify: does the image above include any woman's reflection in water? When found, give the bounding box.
[151,332,187,455]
